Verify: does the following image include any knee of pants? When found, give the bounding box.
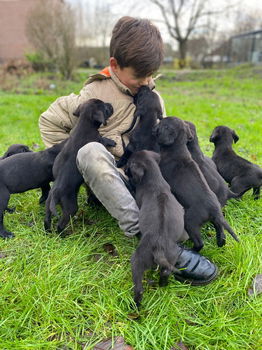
[77,141,115,175]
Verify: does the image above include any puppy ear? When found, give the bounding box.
[128,163,145,184]
[93,111,106,126]
[73,104,82,117]
[149,151,161,164]
[134,103,146,118]
[231,129,239,143]
[209,129,219,143]
[185,123,193,142]
[1,152,9,159]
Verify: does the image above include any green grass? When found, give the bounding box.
[0,67,261,350]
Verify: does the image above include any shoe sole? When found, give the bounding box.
[174,264,219,286]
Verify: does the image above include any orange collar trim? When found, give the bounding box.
[99,67,111,77]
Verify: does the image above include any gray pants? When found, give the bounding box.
[77,142,140,237]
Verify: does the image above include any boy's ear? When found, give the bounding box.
[231,129,239,143]
[109,57,119,73]
[73,104,82,117]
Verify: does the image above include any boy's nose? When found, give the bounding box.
[139,77,150,86]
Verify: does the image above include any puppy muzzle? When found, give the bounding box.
[105,103,114,118]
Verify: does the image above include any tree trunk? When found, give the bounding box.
[178,40,187,69]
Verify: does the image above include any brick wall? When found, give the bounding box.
[0,0,37,62]
[0,0,63,62]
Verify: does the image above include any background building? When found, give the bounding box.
[229,30,262,64]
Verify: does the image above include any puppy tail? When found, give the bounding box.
[153,248,176,273]
[49,191,58,216]
[223,219,239,242]
[227,189,242,200]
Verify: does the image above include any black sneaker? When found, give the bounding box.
[174,247,218,286]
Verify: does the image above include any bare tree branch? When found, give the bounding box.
[26,0,77,79]
[149,0,237,68]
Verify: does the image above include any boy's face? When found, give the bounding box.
[110,58,152,95]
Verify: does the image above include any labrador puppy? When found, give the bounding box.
[44,99,115,234]
[210,126,262,199]
[0,140,66,238]
[116,86,162,168]
[154,117,239,252]
[0,144,32,159]
[125,150,184,307]
[1,143,33,213]
[186,121,238,206]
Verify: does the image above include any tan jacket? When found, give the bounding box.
[39,66,166,158]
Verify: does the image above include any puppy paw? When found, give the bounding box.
[116,158,126,168]
[44,221,52,233]
[0,230,15,239]
[57,225,69,237]
[101,137,116,147]
[192,244,203,252]
[159,277,169,287]
[107,140,116,147]
[39,196,47,204]
[217,238,226,247]
[6,206,16,214]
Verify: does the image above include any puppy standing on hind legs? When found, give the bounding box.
[44,99,115,234]
[116,85,163,168]
[125,150,184,307]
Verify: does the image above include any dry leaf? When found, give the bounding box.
[103,243,118,257]
[93,336,133,350]
[170,341,189,350]
[0,252,7,259]
[127,312,140,320]
[248,274,262,296]
[32,143,40,150]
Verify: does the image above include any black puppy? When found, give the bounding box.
[186,121,238,207]
[1,144,33,213]
[125,150,184,307]
[116,86,162,168]
[154,117,239,252]
[210,126,262,199]
[0,144,32,159]
[0,140,66,238]
[44,99,115,234]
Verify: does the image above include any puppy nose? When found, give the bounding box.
[105,103,114,117]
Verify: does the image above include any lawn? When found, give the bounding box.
[0,66,261,350]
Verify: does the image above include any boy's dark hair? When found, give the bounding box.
[110,16,164,78]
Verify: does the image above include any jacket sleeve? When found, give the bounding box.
[39,84,97,148]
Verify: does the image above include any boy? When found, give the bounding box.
[39,16,218,285]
